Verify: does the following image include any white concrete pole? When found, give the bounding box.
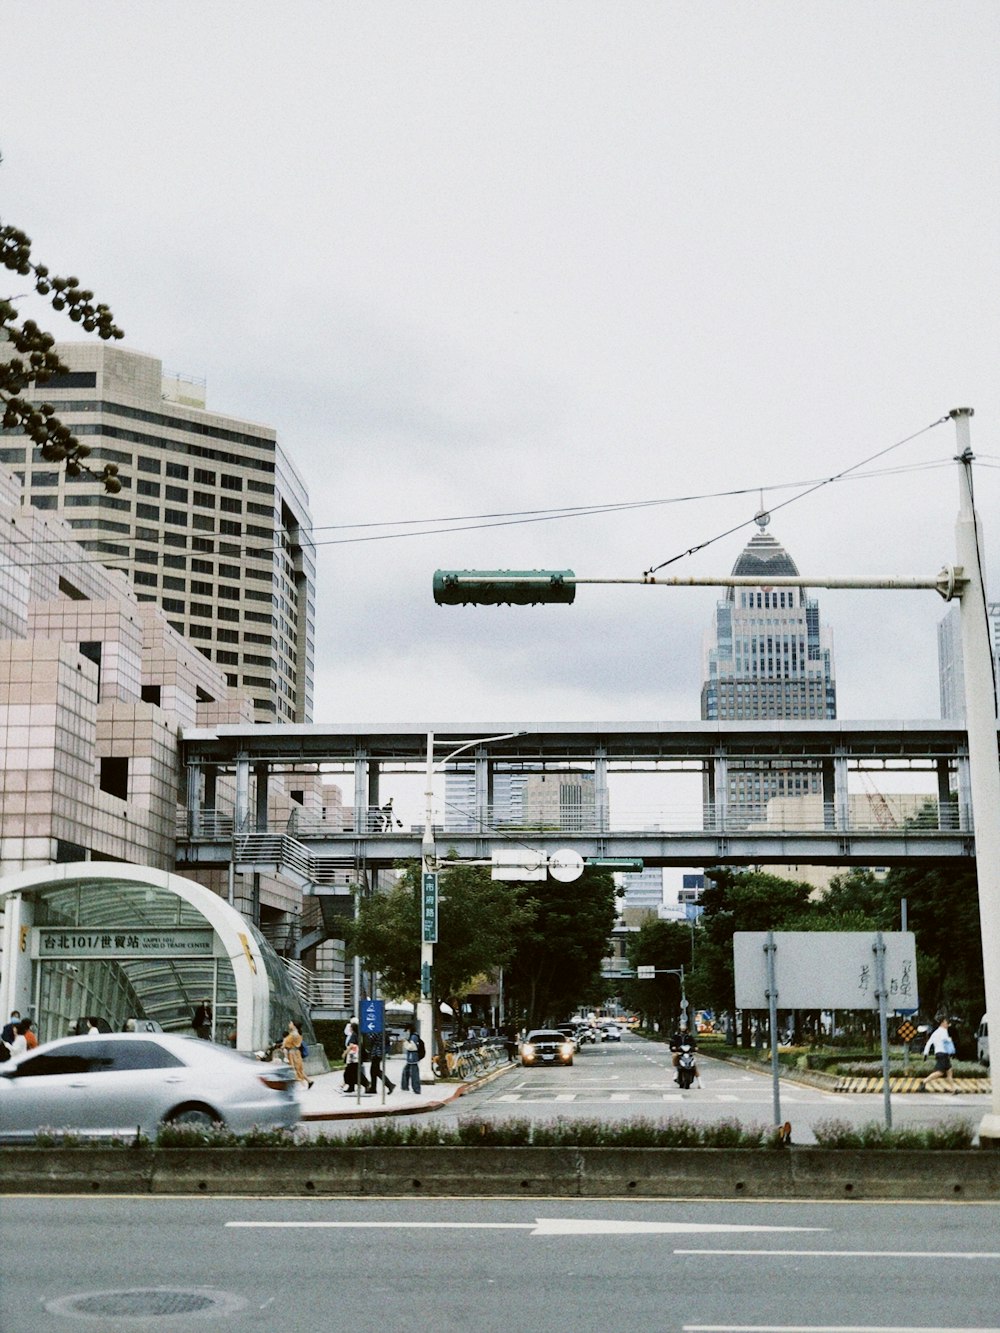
[951,410,1000,1145]
[419,731,436,1083]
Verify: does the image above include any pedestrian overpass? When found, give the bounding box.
[175,720,984,935]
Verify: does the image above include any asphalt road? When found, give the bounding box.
[3,1195,998,1333]
[304,1032,987,1144]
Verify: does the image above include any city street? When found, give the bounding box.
[2,1194,997,1332]
[303,1031,988,1144]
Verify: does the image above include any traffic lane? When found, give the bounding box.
[399,1035,986,1144]
[4,1197,999,1333]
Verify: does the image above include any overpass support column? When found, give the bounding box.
[186,762,203,837]
[956,748,972,832]
[712,753,728,830]
[254,763,269,833]
[474,746,490,835]
[235,758,250,833]
[353,747,369,836]
[834,751,850,831]
[595,747,609,834]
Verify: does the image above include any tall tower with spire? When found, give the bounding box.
[701,514,836,816]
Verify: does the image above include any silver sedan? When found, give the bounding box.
[0,1032,299,1141]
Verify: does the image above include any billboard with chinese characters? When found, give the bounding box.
[733,931,918,1011]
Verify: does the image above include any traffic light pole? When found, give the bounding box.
[434,409,1000,1145]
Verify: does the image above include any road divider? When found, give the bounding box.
[2,1146,999,1200]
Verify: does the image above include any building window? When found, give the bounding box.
[221,474,243,491]
[166,462,189,479]
[194,468,217,486]
[136,504,160,521]
[162,575,185,590]
[99,756,129,801]
[137,479,161,497]
[164,508,188,527]
[138,456,162,473]
[141,685,162,706]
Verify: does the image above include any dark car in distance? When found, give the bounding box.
[519,1030,575,1067]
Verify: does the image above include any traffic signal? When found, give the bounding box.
[433,569,576,606]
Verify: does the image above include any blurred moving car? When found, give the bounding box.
[602,1023,623,1042]
[519,1030,575,1067]
[977,1014,989,1067]
[0,1032,299,1141]
[555,1025,582,1052]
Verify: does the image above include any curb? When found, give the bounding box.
[4,1146,998,1199]
[300,1060,512,1122]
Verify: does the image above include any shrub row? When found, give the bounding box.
[22,1114,976,1152]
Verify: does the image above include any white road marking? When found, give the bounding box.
[675,1249,1000,1259]
[685,1326,1000,1332]
[227,1219,828,1236]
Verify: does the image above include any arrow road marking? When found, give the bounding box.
[226,1219,826,1236]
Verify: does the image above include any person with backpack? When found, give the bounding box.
[401,1024,424,1094]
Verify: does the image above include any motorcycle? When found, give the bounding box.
[676,1041,698,1090]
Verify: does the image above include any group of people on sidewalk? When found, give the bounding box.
[340,1020,424,1097]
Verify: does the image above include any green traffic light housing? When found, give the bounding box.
[433,569,576,606]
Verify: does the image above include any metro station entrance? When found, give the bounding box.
[0,863,320,1058]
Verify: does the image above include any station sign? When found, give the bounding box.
[31,927,216,960]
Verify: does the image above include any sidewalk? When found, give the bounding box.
[297,1054,497,1121]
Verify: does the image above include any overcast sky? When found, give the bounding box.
[3,2,998,729]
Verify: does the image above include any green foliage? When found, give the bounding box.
[155,1123,297,1149]
[1,209,125,491]
[504,869,618,1029]
[622,918,692,1029]
[311,1019,347,1060]
[342,858,530,1014]
[812,1117,976,1150]
[884,864,984,1028]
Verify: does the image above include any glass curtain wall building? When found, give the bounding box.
[701,514,837,822]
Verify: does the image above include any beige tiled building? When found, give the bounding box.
[0,465,254,876]
[0,342,315,725]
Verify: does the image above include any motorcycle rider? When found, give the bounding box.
[669,1022,702,1089]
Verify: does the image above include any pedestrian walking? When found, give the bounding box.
[282,1019,313,1089]
[344,1022,371,1093]
[365,1029,394,1096]
[922,1016,958,1093]
[192,998,213,1040]
[400,1024,424,1094]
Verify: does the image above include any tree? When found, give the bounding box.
[1,204,124,491]
[504,869,617,1029]
[622,917,691,1031]
[883,863,984,1034]
[695,868,814,1046]
[342,859,530,1047]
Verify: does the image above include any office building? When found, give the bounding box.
[938,602,1000,721]
[701,514,836,819]
[0,343,315,724]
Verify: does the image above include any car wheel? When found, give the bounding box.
[166,1103,223,1129]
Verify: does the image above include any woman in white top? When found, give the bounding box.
[921,1016,958,1093]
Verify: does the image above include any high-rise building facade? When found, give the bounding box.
[0,343,315,724]
[701,516,836,818]
[938,602,1000,721]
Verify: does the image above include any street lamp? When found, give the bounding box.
[419,730,527,1082]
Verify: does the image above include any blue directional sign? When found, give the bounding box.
[422,872,438,943]
[360,999,384,1035]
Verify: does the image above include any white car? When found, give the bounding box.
[0,1032,299,1141]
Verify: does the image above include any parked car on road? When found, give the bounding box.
[977,1014,990,1067]
[0,1032,300,1141]
[519,1030,575,1067]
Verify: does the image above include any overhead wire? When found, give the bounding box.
[644,416,952,576]
[0,451,962,573]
